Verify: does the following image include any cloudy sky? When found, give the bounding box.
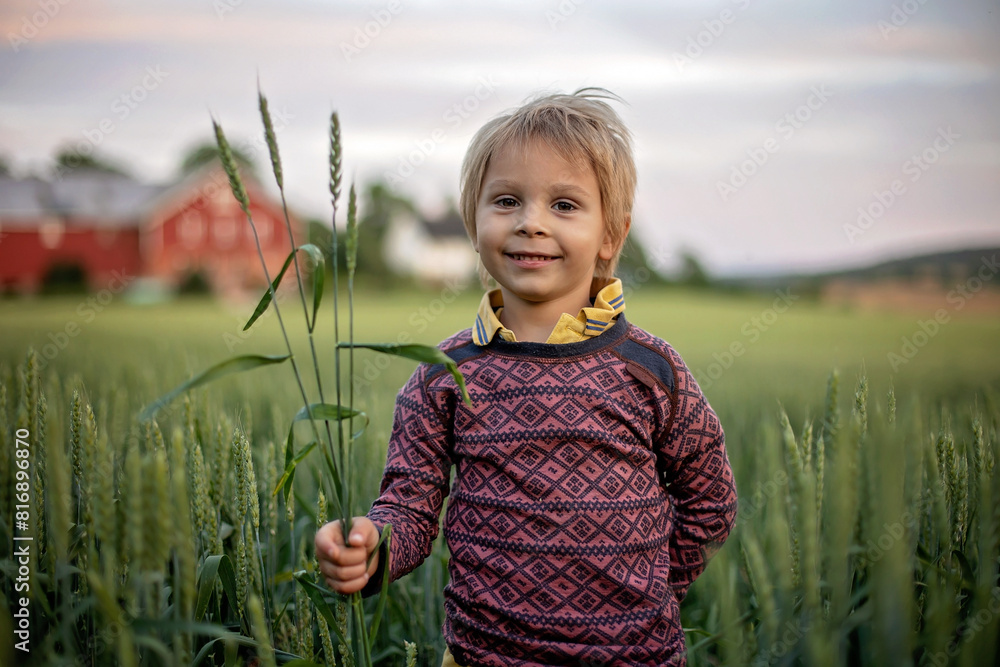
[1,0,997,276]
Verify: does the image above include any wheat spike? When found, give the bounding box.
[335,584,351,666]
[953,452,969,549]
[235,518,249,619]
[189,439,220,555]
[210,420,233,515]
[317,612,337,667]
[147,419,166,454]
[144,449,172,576]
[259,88,283,190]
[887,384,896,424]
[346,184,359,280]
[70,390,84,494]
[234,428,260,535]
[852,375,867,436]
[329,112,342,204]
[212,118,251,215]
[80,403,98,533]
[256,435,275,544]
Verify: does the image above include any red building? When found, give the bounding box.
[0,166,301,297]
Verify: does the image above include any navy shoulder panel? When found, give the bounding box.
[426,338,483,383]
[612,336,676,394]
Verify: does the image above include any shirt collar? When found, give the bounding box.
[472,277,625,346]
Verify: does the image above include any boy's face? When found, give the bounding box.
[474,139,614,312]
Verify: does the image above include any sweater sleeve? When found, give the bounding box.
[361,364,454,595]
[656,356,737,601]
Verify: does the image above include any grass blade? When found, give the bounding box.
[272,441,317,499]
[367,524,392,646]
[291,402,366,425]
[195,555,224,621]
[244,250,296,331]
[140,354,290,420]
[244,244,326,332]
[194,555,241,626]
[300,243,326,333]
[340,343,472,405]
[293,571,351,649]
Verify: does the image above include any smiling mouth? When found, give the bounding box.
[507,253,558,262]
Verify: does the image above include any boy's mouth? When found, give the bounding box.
[506,253,558,263]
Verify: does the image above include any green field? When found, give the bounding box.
[1,287,998,665]
[4,286,998,401]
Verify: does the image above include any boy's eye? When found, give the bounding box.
[553,201,576,212]
[496,197,518,208]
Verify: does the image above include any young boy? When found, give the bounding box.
[315,89,737,666]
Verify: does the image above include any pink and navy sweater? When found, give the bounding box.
[364,315,737,666]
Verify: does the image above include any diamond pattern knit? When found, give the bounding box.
[365,315,737,666]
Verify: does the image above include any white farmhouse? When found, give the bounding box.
[383,209,478,286]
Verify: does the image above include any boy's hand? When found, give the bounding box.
[315,517,380,594]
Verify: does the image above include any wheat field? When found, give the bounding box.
[0,288,998,666]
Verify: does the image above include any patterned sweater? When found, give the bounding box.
[364,315,737,666]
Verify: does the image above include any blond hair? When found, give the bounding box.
[459,88,636,281]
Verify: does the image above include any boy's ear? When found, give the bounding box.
[599,214,631,261]
[469,225,480,253]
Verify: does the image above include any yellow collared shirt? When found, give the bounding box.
[471,278,625,346]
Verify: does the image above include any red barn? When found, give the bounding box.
[0,166,302,298]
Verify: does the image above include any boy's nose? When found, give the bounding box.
[514,205,548,236]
